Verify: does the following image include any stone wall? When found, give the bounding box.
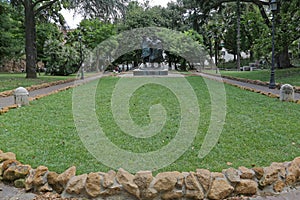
[1,150,300,199]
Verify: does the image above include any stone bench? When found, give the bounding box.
[242,66,250,71]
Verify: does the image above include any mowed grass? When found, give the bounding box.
[219,68,300,86]
[0,76,300,174]
[0,73,76,92]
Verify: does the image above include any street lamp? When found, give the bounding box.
[269,0,277,89]
[221,48,226,69]
[78,32,84,80]
[214,34,218,73]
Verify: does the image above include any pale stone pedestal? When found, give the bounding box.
[133,69,168,76]
[14,87,29,106]
[280,84,294,102]
[133,63,168,76]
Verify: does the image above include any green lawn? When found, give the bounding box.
[0,73,76,92]
[0,76,299,174]
[219,68,300,86]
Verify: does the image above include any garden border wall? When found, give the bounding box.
[1,150,300,200]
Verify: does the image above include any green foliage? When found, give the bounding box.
[118,1,159,30]
[36,22,64,62]
[0,1,24,64]
[183,0,300,68]
[184,29,204,44]
[69,0,128,21]
[43,37,80,75]
[242,5,269,59]
[9,0,128,78]
[118,1,187,31]
[77,19,116,50]
[115,1,207,69]
[276,0,300,54]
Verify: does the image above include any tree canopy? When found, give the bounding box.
[7,0,128,78]
[0,0,299,76]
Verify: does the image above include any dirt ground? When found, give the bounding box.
[1,181,300,200]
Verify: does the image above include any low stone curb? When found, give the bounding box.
[0,73,106,115]
[206,73,300,94]
[0,85,76,115]
[1,150,300,200]
[195,72,300,105]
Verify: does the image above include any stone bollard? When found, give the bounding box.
[14,87,29,106]
[280,84,294,102]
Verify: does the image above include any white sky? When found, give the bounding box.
[61,0,173,29]
[148,0,171,7]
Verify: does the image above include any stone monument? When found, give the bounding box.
[133,36,168,76]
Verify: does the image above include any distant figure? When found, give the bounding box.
[114,66,119,73]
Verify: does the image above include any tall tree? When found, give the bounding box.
[11,0,128,78]
[188,0,300,68]
[236,0,241,70]
[0,1,24,66]
[69,0,128,21]
[11,0,65,78]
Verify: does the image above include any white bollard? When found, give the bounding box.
[280,84,294,102]
[14,87,29,106]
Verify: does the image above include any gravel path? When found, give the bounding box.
[0,182,36,200]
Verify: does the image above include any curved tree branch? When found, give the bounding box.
[34,0,59,15]
[201,0,271,28]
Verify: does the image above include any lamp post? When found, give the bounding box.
[269,0,277,89]
[214,34,218,73]
[78,32,84,80]
[222,48,226,69]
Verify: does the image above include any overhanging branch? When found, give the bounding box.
[34,0,59,14]
[207,0,271,27]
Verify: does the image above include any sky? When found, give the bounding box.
[61,0,173,29]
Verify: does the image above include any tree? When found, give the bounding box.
[11,0,128,78]
[69,0,128,21]
[11,0,66,78]
[43,37,80,75]
[36,22,62,64]
[241,4,269,60]
[236,0,241,70]
[186,0,300,68]
[0,1,24,66]
[75,19,116,50]
[221,2,261,61]
[115,1,193,67]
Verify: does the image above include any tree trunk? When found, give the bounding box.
[249,50,254,61]
[236,0,241,71]
[277,45,291,69]
[24,0,37,78]
[214,38,218,67]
